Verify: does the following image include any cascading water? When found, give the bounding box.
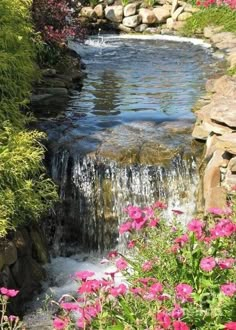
[35,35,220,256]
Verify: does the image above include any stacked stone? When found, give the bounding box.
[192,28,236,212]
[78,0,199,33]
[0,226,49,313]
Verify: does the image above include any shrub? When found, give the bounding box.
[0,0,57,236]
[55,203,236,329]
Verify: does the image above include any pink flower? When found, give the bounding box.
[173,320,190,330]
[218,258,235,269]
[116,258,128,271]
[126,206,143,220]
[149,283,163,295]
[187,219,204,238]
[156,311,171,329]
[175,283,193,302]
[225,322,236,329]
[149,218,159,227]
[208,207,232,216]
[210,219,236,239]
[109,284,127,297]
[220,283,236,297]
[200,257,216,272]
[174,234,188,247]
[119,221,132,234]
[127,240,136,248]
[60,302,79,311]
[153,201,167,209]
[131,217,147,230]
[77,317,87,329]
[171,304,184,319]
[53,317,68,330]
[0,288,19,298]
[142,260,153,272]
[107,250,118,259]
[78,279,101,294]
[74,271,95,281]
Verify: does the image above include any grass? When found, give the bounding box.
[182,6,236,36]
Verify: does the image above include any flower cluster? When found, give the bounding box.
[56,203,236,329]
[196,0,236,9]
[0,287,23,329]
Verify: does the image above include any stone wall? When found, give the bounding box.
[192,28,236,212]
[76,0,199,33]
[0,225,49,314]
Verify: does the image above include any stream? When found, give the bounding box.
[25,35,221,328]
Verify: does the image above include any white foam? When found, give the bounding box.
[103,34,211,48]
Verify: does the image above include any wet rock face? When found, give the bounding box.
[94,121,194,166]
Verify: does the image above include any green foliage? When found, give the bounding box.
[0,0,57,236]
[182,6,236,36]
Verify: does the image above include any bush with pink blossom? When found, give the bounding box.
[54,203,236,329]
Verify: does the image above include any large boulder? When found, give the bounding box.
[105,5,124,23]
[124,3,137,17]
[153,7,170,23]
[139,8,157,24]
[172,6,184,20]
[123,14,141,28]
[94,4,104,18]
[80,7,97,19]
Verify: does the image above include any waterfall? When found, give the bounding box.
[49,150,197,255]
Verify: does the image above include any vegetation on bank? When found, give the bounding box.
[0,0,57,237]
[182,2,236,36]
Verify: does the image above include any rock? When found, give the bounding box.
[204,149,224,202]
[11,256,45,300]
[228,157,236,172]
[178,12,192,21]
[146,27,161,33]
[139,8,157,24]
[205,186,227,212]
[173,20,185,31]
[162,4,172,11]
[105,5,123,23]
[30,226,49,264]
[30,94,52,103]
[153,7,170,23]
[215,133,236,154]
[203,26,224,39]
[13,229,32,257]
[135,23,148,32]
[171,0,178,15]
[215,41,236,51]
[80,7,97,18]
[0,252,5,271]
[224,171,236,188]
[210,98,236,128]
[228,53,236,68]
[94,4,104,18]
[192,123,208,140]
[166,17,174,29]
[183,3,199,13]
[124,3,137,17]
[172,6,184,20]
[123,14,141,27]
[36,88,68,96]
[3,242,17,266]
[210,75,236,96]
[210,32,236,44]
[118,23,132,32]
[42,68,57,78]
